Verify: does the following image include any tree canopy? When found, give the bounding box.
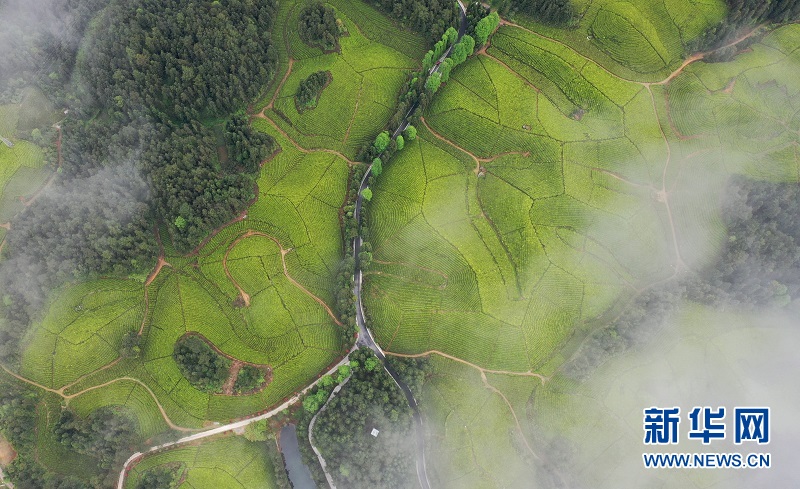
[173,335,231,393]
[298,2,341,50]
[372,0,460,43]
[312,348,416,488]
[296,71,330,109]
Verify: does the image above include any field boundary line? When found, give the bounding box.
[1,364,198,433]
[226,230,342,326]
[479,370,541,461]
[384,350,549,383]
[253,112,357,165]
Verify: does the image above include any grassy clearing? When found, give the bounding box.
[124,436,283,489]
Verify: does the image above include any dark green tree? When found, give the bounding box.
[298,3,341,50]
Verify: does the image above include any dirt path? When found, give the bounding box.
[479,370,540,461]
[384,350,544,461]
[647,28,763,87]
[0,364,196,432]
[0,223,9,230]
[222,361,243,396]
[227,230,342,326]
[646,85,686,271]
[265,58,295,111]
[253,111,357,164]
[420,117,530,174]
[500,20,764,88]
[385,350,549,383]
[222,236,251,307]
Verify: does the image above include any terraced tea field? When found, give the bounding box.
[123,436,283,489]
[3,0,799,486]
[0,89,56,225]
[259,0,427,160]
[3,0,427,484]
[364,9,800,489]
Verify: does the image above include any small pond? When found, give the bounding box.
[279,424,316,489]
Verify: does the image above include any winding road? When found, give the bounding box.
[349,3,467,489]
[114,4,468,488]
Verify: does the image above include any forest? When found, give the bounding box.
[501,0,574,25]
[0,0,279,366]
[298,2,342,50]
[372,0,460,42]
[54,408,137,469]
[310,348,417,488]
[134,467,176,489]
[173,335,231,393]
[0,0,105,104]
[296,71,331,109]
[689,177,800,307]
[692,0,800,51]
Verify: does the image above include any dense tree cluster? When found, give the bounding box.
[387,355,431,399]
[233,365,266,393]
[63,0,278,248]
[0,383,38,451]
[173,335,231,393]
[688,177,800,307]
[691,0,800,52]
[134,467,176,489]
[295,71,330,109]
[298,2,342,50]
[80,0,277,122]
[311,348,416,488]
[499,0,574,26]
[0,0,104,104]
[54,407,137,468]
[224,114,276,173]
[465,1,490,37]
[372,0,460,42]
[474,11,500,45]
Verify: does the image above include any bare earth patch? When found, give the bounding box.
[0,434,17,466]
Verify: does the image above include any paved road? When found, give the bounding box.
[352,3,467,488]
[307,375,352,489]
[116,3,468,488]
[115,353,352,489]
